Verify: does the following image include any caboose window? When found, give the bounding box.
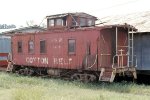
[80,18,86,26]
[28,40,34,53]
[49,19,54,26]
[68,39,76,54]
[56,19,63,26]
[87,19,94,26]
[40,40,46,53]
[18,41,22,53]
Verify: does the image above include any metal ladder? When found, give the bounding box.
[128,29,134,67]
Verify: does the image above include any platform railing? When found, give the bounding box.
[112,50,137,69]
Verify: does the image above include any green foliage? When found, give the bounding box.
[0,72,150,100]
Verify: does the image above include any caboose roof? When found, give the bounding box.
[100,11,150,32]
[101,23,137,31]
[46,12,98,20]
[1,25,46,35]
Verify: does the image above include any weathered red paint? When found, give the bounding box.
[12,26,130,71]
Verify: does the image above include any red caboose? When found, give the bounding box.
[10,13,137,82]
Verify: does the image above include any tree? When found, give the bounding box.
[26,20,35,26]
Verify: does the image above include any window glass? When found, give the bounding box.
[18,41,22,53]
[80,18,86,26]
[68,39,76,54]
[40,40,46,53]
[49,19,54,26]
[56,19,62,26]
[28,40,34,53]
[87,19,94,26]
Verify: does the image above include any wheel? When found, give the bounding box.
[71,74,80,81]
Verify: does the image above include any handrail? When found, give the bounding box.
[88,54,98,69]
[112,54,137,68]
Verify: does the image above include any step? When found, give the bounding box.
[99,71,113,82]
[99,67,117,82]
[100,77,111,82]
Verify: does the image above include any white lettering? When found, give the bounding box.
[26,57,48,64]
[59,58,63,65]
[41,58,48,64]
[53,58,58,64]
[53,58,72,65]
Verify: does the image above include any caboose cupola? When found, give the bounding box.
[46,12,97,29]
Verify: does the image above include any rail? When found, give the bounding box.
[88,54,98,69]
[112,54,137,69]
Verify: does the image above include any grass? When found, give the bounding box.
[0,72,150,100]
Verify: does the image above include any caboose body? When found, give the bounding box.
[10,13,137,82]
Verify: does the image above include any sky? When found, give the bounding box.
[0,0,150,27]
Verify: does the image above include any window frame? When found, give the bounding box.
[40,40,46,54]
[55,18,63,26]
[87,19,94,26]
[79,17,86,26]
[17,41,23,53]
[28,40,34,54]
[48,19,54,27]
[68,39,76,55]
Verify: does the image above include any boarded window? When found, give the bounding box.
[28,40,34,53]
[18,41,22,53]
[49,19,54,26]
[56,19,63,26]
[68,39,76,54]
[40,40,46,53]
